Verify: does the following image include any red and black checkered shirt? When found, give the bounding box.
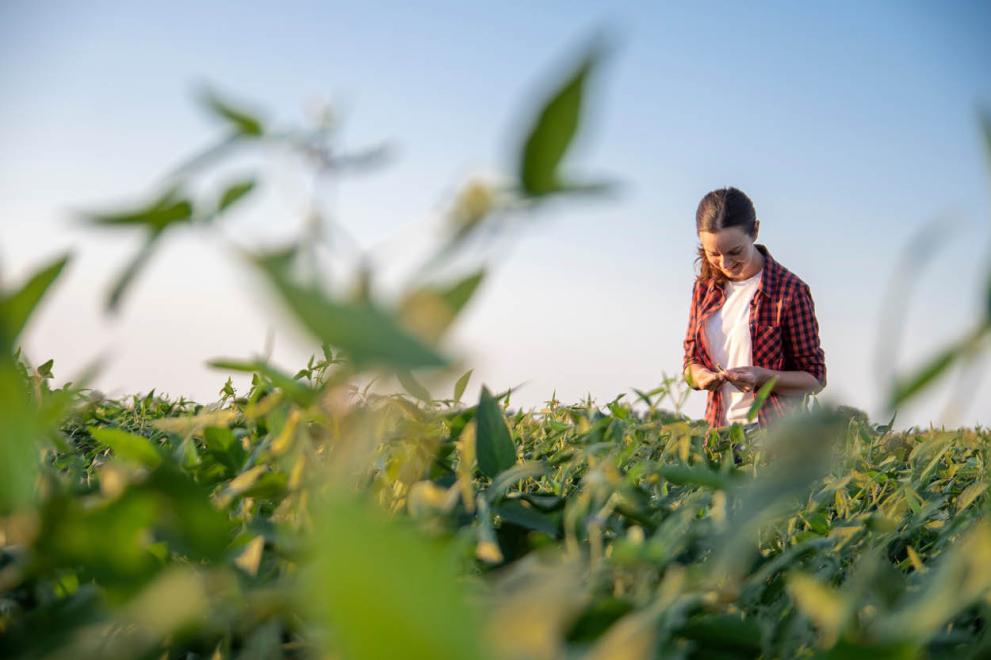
[682,243,826,428]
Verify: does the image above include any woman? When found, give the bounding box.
[682,187,826,429]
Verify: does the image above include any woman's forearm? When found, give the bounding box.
[761,369,823,396]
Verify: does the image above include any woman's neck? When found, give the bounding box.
[732,248,764,281]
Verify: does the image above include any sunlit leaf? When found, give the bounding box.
[519,43,602,196]
[453,369,473,403]
[397,369,432,403]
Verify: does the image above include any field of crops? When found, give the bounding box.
[2,362,991,659]
[3,38,991,659]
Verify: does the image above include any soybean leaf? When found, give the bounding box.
[216,178,256,215]
[658,464,731,491]
[85,186,194,232]
[494,500,561,537]
[36,359,54,379]
[397,369,432,403]
[0,362,43,513]
[0,253,70,351]
[207,357,318,406]
[486,461,547,502]
[519,43,602,196]
[89,426,162,468]
[252,250,447,370]
[475,385,517,478]
[199,87,264,137]
[106,234,160,314]
[301,493,488,660]
[453,369,473,403]
[399,270,486,344]
[438,270,484,314]
[889,336,972,409]
[747,376,778,422]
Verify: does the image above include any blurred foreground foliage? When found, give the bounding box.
[3,34,991,660]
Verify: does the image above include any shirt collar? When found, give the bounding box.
[703,242,780,300]
[753,243,780,300]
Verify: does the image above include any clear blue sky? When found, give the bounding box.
[2,1,990,429]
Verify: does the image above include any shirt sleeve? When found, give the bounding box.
[783,283,826,386]
[683,279,702,373]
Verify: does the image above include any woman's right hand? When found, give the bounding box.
[687,364,726,391]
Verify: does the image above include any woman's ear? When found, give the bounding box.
[753,219,760,240]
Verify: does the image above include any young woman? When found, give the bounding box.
[682,187,826,428]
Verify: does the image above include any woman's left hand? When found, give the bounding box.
[722,366,773,393]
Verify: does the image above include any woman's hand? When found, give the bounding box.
[688,364,727,391]
[722,366,773,393]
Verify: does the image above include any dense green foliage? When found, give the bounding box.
[3,369,991,658]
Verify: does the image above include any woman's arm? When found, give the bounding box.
[757,367,823,395]
[719,365,822,395]
[779,282,826,391]
[682,279,702,376]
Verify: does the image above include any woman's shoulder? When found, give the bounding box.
[761,246,814,297]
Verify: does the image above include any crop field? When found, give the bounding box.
[2,364,991,659]
[2,38,991,660]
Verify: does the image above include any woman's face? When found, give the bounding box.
[699,225,760,280]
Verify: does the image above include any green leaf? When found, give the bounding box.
[252,250,447,369]
[397,369,432,403]
[301,493,488,660]
[889,341,965,409]
[216,178,256,214]
[453,369,473,403]
[88,426,162,468]
[519,44,601,196]
[486,461,547,502]
[85,186,194,232]
[747,375,778,422]
[106,235,160,314]
[475,385,517,478]
[658,464,731,490]
[199,87,264,137]
[437,270,484,315]
[0,253,69,351]
[207,357,318,406]
[36,358,54,379]
[494,500,561,537]
[956,482,988,513]
[0,361,42,513]
[675,614,762,654]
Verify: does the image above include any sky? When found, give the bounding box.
[1,1,990,430]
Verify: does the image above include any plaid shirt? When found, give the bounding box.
[682,244,826,428]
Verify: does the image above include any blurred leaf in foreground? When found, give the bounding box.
[301,493,488,660]
[198,86,265,137]
[252,248,448,370]
[0,253,70,352]
[519,40,607,196]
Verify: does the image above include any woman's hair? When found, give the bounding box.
[694,187,758,285]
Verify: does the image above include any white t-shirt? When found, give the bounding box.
[704,268,763,425]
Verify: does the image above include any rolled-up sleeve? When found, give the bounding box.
[683,279,702,373]
[783,283,826,387]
